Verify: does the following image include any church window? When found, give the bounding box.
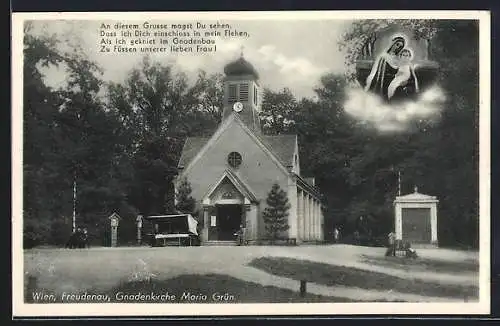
[239,83,249,102]
[228,84,237,103]
[227,152,242,168]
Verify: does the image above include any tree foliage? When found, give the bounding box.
[23,26,138,247]
[175,177,197,216]
[259,88,298,135]
[262,183,291,243]
[106,57,221,218]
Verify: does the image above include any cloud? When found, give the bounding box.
[343,86,446,132]
[257,45,327,79]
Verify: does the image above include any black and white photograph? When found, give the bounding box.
[11,11,490,316]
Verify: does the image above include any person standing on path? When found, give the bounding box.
[236,224,244,246]
[385,231,396,256]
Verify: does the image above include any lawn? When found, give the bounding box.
[248,257,478,300]
[22,246,479,304]
[25,273,352,303]
[360,254,479,274]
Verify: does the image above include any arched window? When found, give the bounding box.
[227,152,242,168]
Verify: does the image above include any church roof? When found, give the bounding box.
[177,134,297,169]
[177,137,210,168]
[224,56,259,79]
[258,134,297,168]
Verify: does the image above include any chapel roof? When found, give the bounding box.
[177,134,297,170]
[394,186,439,203]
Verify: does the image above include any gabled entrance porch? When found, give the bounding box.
[200,170,259,245]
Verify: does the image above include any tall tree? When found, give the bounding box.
[23,25,137,246]
[294,74,364,238]
[262,183,291,244]
[54,45,138,244]
[23,24,67,247]
[175,177,197,216]
[189,70,224,133]
[259,87,298,135]
[106,57,221,218]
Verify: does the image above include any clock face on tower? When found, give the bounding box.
[233,102,243,112]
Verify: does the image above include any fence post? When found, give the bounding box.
[300,280,307,297]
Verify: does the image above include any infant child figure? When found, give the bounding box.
[387,48,419,101]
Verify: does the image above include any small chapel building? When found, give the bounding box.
[394,186,439,247]
[175,54,324,245]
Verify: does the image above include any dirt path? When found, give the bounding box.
[221,264,465,302]
[24,245,479,302]
[259,246,478,286]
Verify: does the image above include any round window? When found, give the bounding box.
[228,152,242,168]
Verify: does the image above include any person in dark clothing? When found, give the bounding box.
[65,232,77,249]
[75,228,84,248]
[66,228,82,249]
[405,242,418,259]
[333,227,339,244]
[81,228,89,248]
[353,230,360,245]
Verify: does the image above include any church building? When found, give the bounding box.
[175,54,324,245]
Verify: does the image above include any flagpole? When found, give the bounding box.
[73,176,77,233]
[397,170,401,197]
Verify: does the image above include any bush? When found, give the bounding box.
[50,219,72,246]
[23,216,51,249]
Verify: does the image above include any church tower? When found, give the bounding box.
[222,52,262,134]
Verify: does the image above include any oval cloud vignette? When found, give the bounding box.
[343,85,447,133]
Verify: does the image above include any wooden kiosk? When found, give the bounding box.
[145,214,200,247]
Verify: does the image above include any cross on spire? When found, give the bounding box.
[240,45,245,57]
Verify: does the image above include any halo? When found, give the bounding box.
[391,33,408,44]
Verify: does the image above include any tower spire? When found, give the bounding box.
[240,45,245,58]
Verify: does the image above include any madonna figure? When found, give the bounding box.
[364,35,407,100]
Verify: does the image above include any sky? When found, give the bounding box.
[31,19,352,99]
